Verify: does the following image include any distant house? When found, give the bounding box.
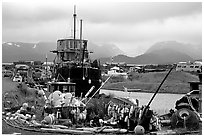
[42,62,54,70]
[2,62,14,70]
[42,62,54,66]
[129,66,143,72]
[176,61,202,72]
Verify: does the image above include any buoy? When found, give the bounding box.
[134,125,145,135]
[48,90,62,103]
[38,89,45,96]
[88,79,91,84]
[32,115,36,120]
[10,117,14,120]
[31,106,35,112]
[54,99,65,107]
[43,114,55,124]
[63,93,72,106]
[124,115,128,122]
[6,112,11,116]
[26,114,32,119]
[22,103,28,109]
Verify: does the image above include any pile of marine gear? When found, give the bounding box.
[3,90,162,135]
[41,88,162,134]
[42,90,87,125]
[101,98,161,132]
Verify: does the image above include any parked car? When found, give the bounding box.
[2,69,13,77]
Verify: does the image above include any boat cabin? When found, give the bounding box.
[47,81,76,94]
[51,39,89,64]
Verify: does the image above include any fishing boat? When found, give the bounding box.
[51,7,102,98]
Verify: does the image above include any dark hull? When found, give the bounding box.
[56,66,101,97]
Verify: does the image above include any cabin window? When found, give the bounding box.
[48,85,54,93]
[65,41,69,49]
[69,85,75,92]
[63,85,68,92]
[61,41,65,50]
[74,41,79,49]
[177,66,181,68]
[65,53,70,61]
[190,66,194,68]
[70,41,74,49]
[195,66,199,68]
[182,66,186,68]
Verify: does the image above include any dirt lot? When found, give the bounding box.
[2,77,49,134]
[2,77,18,94]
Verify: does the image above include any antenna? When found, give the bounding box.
[73,5,77,49]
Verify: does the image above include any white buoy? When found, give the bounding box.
[88,79,91,84]
[10,117,14,120]
[134,125,145,135]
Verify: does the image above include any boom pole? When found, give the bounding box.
[139,65,175,125]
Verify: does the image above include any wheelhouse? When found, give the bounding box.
[47,82,76,94]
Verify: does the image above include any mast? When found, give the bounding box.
[80,19,83,48]
[80,19,85,80]
[46,53,48,79]
[73,5,76,49]
[80,19,84,65]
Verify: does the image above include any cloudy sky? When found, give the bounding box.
[2,2,202,57]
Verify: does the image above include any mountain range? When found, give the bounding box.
[99,41,201,64]
[2,41,201,64]
[2,41,124,63]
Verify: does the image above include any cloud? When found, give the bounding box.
[2,2,71,29]
[2,2,202,56]
[3,2,201,28]
[80,2,201,24]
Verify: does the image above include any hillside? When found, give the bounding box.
[134,49,194,64]
[2,42,56,62]
[88,42,124,59]
[2,40,201,64]
[146,41,202,60]
[100,41,200,64]
[100,49,194,64]
[102,70,200,94]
